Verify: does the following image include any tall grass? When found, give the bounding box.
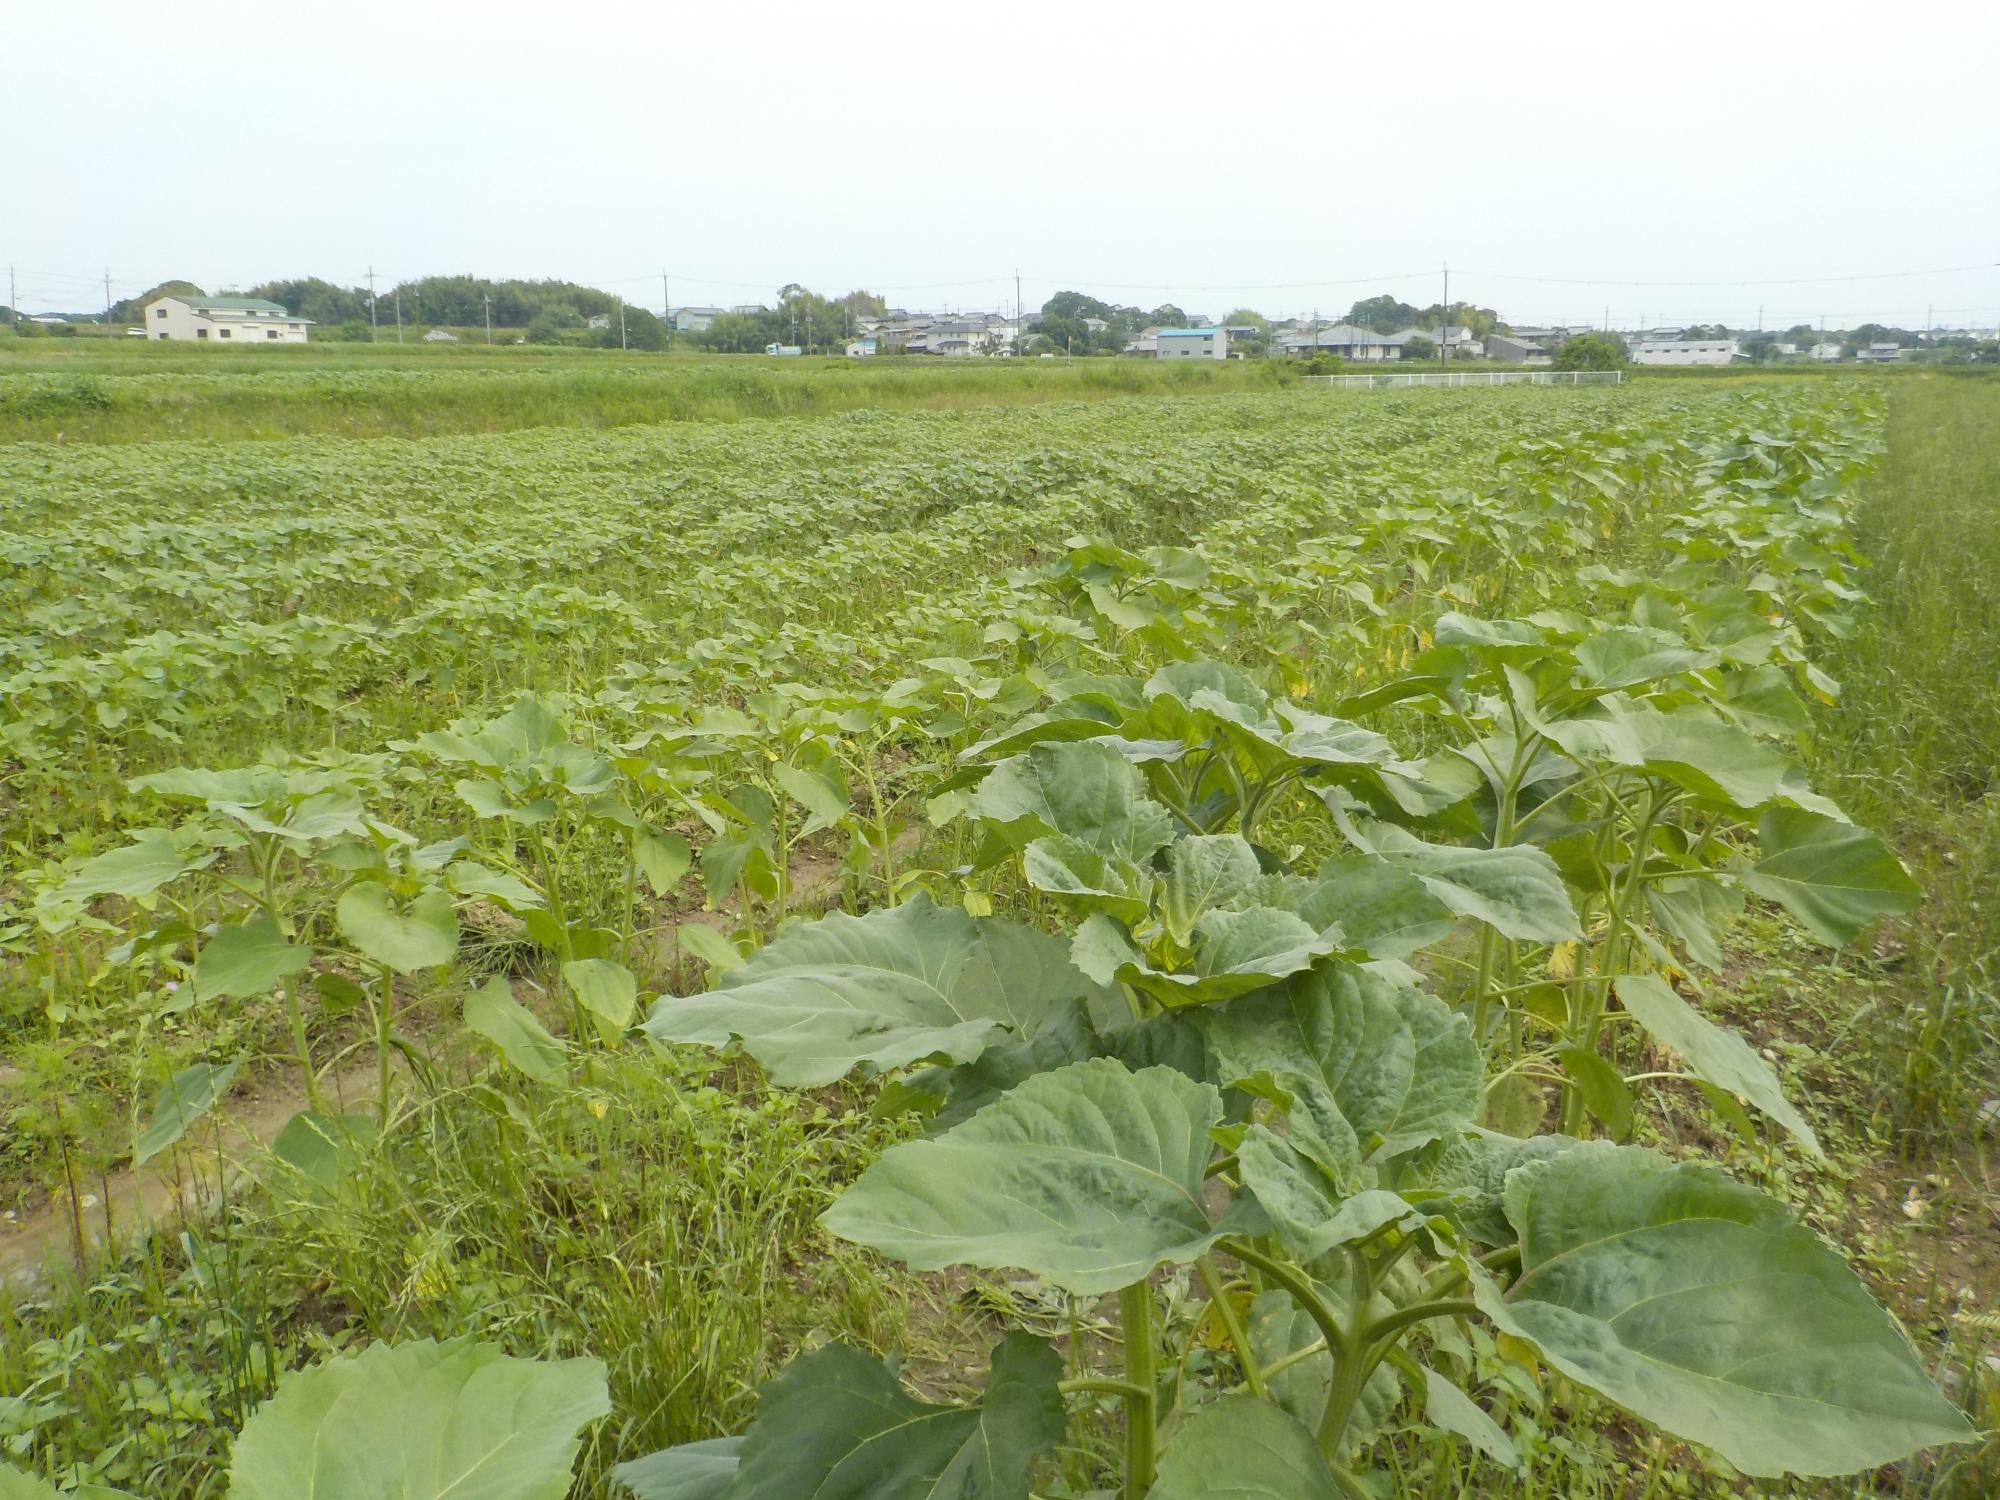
[0,347,1287,444]
[1821,373,2000,1147]
[0,1051,918,1495]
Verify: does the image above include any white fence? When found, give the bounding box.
[1304,370,1623,390]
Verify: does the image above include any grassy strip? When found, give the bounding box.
[0,348,1290,443]
[1818,372,2000,1148]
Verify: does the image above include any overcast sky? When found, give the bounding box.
[10,0,1998,329]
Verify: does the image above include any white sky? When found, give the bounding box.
[9,0,1998,330]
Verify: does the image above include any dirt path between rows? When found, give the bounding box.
[0,1063,380,1291]
[0,832,918,1291]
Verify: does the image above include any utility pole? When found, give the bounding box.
[394,284,403,343]
[483,291,493,345]
[7,266,15,330]
[367,266,378,341]
[104,268,113,327]
[619,298,627,350]
[1016,268,1023,337]
[663,272,673,349]
[1440,264,1449,363]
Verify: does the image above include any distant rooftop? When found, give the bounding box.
[187,296,288,312]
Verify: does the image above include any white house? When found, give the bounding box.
[845,336,877,357]
[144,295,310,343]
[1631,339,1742,366]
[1156,327,1230,360]
[1855,342,1904,364]
[1809,342,1843,362]
[672,306,725,332]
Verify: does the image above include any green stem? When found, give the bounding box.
[258,840,321,1111]
[1196,1255,1267,1398]
[1119,1282,1158,1500]
[375,962,396,1128]
[1472,736,1530,1044]
[1059,1376,1151,1402]
[1359,1299,1479,1347]
[1315,1248,1376,1458]
[1561,786,1666,1133]
[1257,1336,1327,1383]
[1220,1239,1348,1366]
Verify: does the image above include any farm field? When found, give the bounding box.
[1,369,1995,1498]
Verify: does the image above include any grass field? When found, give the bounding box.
[0,339,1287,442]
[0,362,1993,1498]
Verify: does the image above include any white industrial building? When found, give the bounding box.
[1156,326,1230,360]
[1630,339,1742,366]
[144,295,311,343]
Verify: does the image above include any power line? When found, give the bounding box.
[1468,260,2000,290]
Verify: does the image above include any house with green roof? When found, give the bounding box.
[144,293,313,344]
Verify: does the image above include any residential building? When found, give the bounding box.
[1485,332,1552,363]
[144,295,311,343]
[672,306,725,332]
[1124,327,1162,356]
[1631,339,1742,366]
[730,304,768,316]
[1809,342,1843,362]
[1855,342,1904,364]
[1280,323,1399,360]
[845,336,877,357]
[1156,327,1230,361]
[1387,325,1482,358]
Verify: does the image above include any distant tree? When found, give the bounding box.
[693,309,784,353]
[248,277,369,326]
[1784,324,1816,345]
[623,306,668,351]
[837,289,887,319]
[524,314,567,345]
[1042,290,1119,322]
[1348,294,1422,333]
[589,306,668,351]
[1145,304,1189,328]
[1849,323,1909,347]
[1401,335,1436,361]
[337,318,370,341]
[1553,332,1628,371]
